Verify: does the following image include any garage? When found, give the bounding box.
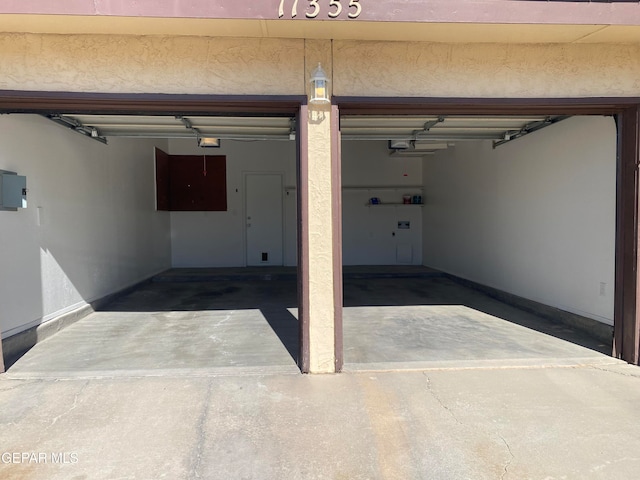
[337,111,617,369]
[0,99,307,375]
[0,93,627,376]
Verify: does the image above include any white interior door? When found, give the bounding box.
[246,173,284,266]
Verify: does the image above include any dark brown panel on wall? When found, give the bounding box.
[155,148,170,211]
[169,155,227,212]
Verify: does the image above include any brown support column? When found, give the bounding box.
[614,105,640,365]
[331,105,344,372]
[297,105,311,373]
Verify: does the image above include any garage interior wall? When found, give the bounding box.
[167,139,423,267]
[422,116,616,325]
[167,138,298,267]
[342,141,423,265]
[0,114,171,339]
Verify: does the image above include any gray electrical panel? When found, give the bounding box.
[0,170,27,211]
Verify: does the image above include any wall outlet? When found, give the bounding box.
[599,282,606,297]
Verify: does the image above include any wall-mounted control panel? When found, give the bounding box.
[0,170,27,211]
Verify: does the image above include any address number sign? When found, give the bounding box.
[278,0,362,19]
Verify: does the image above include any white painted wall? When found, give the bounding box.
[0,114,171,338]
[167,139,297,267]
[169,139,424,267]
[342,141,423,265]
[422,116,616,324]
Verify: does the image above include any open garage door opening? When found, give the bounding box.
[338,111,617,371]
[0,110,302,376]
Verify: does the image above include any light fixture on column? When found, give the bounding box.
[309,63,330,105]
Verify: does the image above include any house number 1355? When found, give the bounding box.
[278,0,362,19]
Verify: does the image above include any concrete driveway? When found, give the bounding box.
[1,363,639,479]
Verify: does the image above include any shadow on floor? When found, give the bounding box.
[260,307,299,363]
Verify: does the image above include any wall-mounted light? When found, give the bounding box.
[309,63,330,106]
[197,137,220,148]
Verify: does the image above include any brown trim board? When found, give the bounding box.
[0,335,5,373]
[334,97,640,116]
[331,105,344,373]
[297,105,311,373]
[614,106,640,364]
[0,90,305,115]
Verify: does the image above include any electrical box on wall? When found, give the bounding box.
[0,170,27,211]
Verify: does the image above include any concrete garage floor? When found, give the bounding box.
[2,268,639,479]
[343,276,611,371]
[6,276,301,377]
[6,268,612,376]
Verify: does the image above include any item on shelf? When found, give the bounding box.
[402,195,411,204]
[412,195,422,204]
[369,197,381,205]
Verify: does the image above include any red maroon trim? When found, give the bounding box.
[297,105,311,373]
[0,91,305,116]
[614,106,640,364]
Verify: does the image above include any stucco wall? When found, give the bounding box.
[422,116,616,324]
[0,34,639,98]
[0,114,171,338]
[0,33,304,95]
[333,41,640,97]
